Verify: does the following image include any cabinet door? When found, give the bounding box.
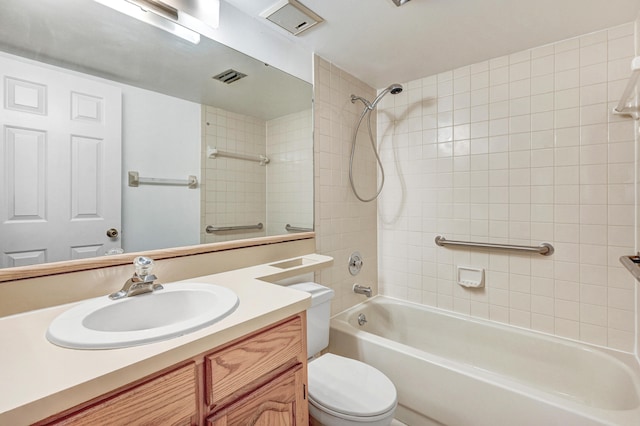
[207,364,307,426]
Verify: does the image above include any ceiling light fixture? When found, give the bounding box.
[391,0,411,6]
[95,0,203,44]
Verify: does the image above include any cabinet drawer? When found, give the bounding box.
[45,363,198,426]
[206,364,304,426]
[205,315,304,408]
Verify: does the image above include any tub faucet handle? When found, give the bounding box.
[349,251,363,275]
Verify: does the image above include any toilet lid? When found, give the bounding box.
[308,354,397,417]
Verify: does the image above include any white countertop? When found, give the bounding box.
[0,254,332,424]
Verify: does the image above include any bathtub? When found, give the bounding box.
[328,296,640,426]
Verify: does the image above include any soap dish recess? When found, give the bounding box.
[457,266,484,288]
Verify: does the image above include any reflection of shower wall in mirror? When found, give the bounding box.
[266,110,313,235]
[201,106,313,243]
[202,106,267,243]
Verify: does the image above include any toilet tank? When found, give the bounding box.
[287,282,334,357]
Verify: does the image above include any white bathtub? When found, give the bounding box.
[328,296,640,426]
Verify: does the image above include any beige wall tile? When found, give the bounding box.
[376,23,638,352]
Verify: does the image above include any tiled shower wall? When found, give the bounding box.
[201,106,314,243]
[313,56,380,315]
[377,23,638,351]
[201,106,267,243]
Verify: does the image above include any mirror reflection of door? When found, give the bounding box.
[0,53,122,267]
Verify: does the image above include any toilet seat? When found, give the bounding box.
[308,353,397,421]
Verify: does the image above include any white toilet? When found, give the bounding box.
[288,282,397,426]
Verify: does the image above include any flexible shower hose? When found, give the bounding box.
[349,105,385,202]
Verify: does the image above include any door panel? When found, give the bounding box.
[71,135,102,219]
[4,126,46,221]
[0,53,122,267]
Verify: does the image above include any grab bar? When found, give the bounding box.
[285,224,313,232]
[207,147,270,165]
[435,235,554,256]
[206,223,263,233]
[128,171,197,188]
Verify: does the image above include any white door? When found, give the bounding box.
[0,53,122,267]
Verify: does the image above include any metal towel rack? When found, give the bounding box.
[128,171,197,188]
[435,235,554,256]
[206,223,263,233]
[207,147,270,165]
[285,224,313,232]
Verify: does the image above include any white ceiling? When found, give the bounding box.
[225,0,640,89]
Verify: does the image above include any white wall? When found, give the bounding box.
[121,87,201,252]
[377,23,638,352]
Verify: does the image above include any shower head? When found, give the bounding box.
[388,83,403,95]
[369,83,403,109]
[350,83,404,110]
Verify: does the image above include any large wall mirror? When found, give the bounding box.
[0,0,314,271]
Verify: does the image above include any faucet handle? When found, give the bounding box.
[348,251,363,276]
[133,256,154,277]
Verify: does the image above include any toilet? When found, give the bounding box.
[287,282,397,426]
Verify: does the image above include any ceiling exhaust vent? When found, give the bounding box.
[213,69,247,84]
[260,0,324,36]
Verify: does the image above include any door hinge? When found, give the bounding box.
[303,383,306,400]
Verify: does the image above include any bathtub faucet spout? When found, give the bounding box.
[353,284,372,297]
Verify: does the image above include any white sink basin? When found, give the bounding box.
[46,283,239,349]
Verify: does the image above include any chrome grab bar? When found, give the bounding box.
[206,223,263,233]
[128,171,197,188]
[435,235,554,256]
[285,224,312,232]
[207,147,269,165]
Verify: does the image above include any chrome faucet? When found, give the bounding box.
[109,256,163,300]
[353,284,372,298]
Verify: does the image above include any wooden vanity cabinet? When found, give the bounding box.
[36,313,308,426]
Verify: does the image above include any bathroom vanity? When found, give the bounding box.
[37,314,307,425]
[0,253,332,425]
